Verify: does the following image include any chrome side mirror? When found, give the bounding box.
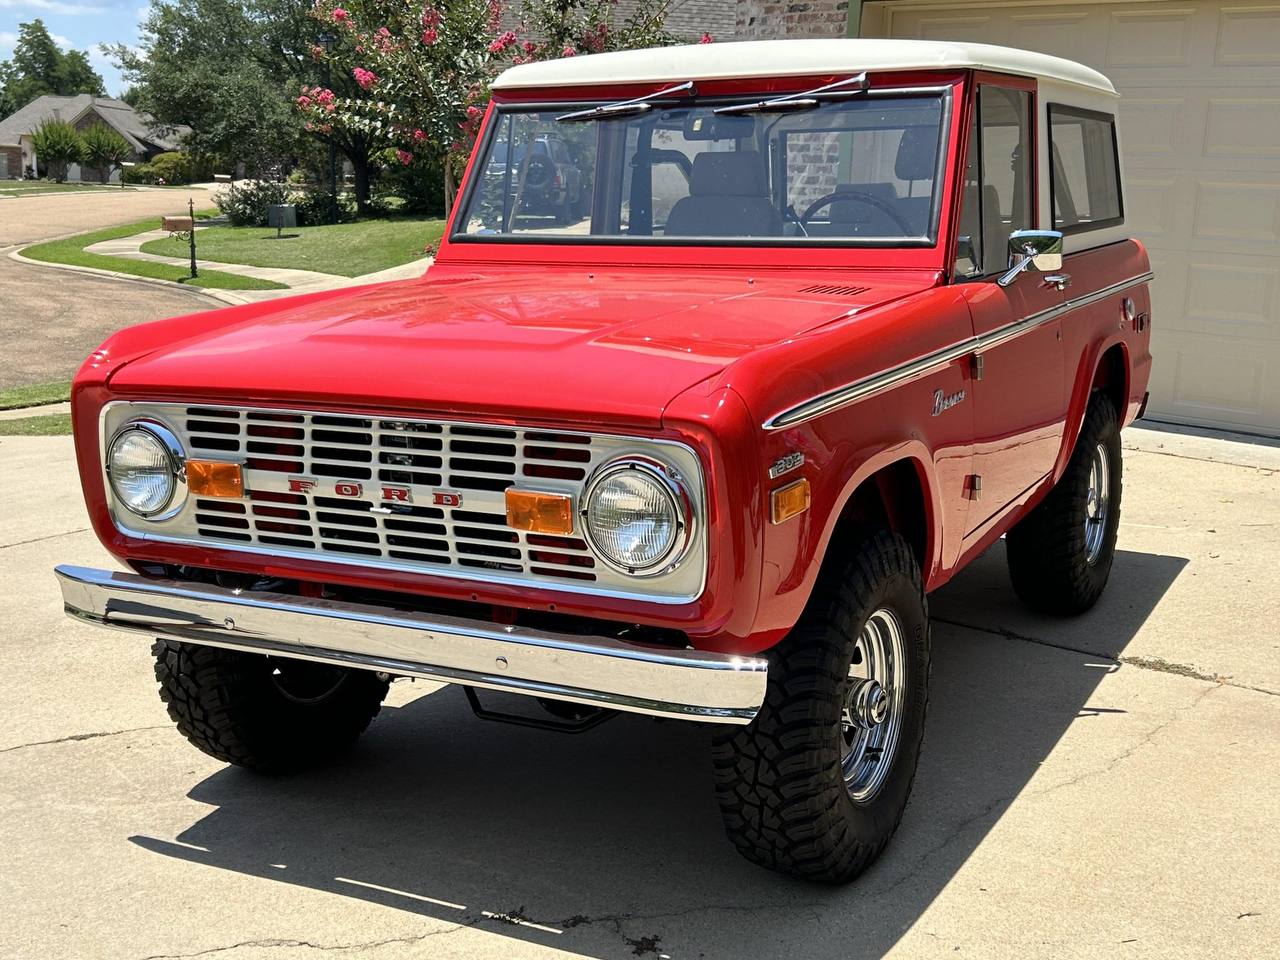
[997,229,1064,288]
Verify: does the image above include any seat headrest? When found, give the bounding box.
[895,126,938,181]
[690,151,768,197]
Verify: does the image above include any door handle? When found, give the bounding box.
[1043,273,1071,291]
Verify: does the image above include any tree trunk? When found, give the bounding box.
[443,161,456,220]
[351,152,370,214]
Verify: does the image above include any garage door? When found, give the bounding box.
[863,0,1280,435]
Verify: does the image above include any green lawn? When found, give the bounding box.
[0,181,134,197]
[20,214,287,291]
[0,414,72,436]
[139,217,445,278]
[0,380,71,410]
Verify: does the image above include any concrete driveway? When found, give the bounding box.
[1,425,1276,959]
[0,185,220,389]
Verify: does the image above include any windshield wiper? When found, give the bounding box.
[713,72,868,116]
[556,81,698,123]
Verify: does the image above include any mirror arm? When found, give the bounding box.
[996,254,1032,288]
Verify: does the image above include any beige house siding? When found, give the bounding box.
[862,0,1280,435]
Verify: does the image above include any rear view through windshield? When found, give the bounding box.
[459,93,946,245]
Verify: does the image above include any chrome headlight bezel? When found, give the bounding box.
[580,456,695,577]
[105,419,188,521]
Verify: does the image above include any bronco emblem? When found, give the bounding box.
[931,388,965,416]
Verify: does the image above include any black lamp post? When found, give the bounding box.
[317,31,339,225]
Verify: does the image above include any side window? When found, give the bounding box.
[1049,105,1122,232]
[952,86,1033,277]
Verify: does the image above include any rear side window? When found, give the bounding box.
[1048,105,1122,233]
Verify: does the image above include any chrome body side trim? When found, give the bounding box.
[54,565,768,724]
[763,271,1154,430]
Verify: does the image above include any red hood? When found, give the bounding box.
[108,267,936,426]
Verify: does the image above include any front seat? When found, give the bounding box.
[664,151,782,238]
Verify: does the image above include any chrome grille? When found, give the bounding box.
[101,402,707,603]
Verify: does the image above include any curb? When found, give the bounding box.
[7,248,249,306]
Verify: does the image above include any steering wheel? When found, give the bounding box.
[801,190,914,235]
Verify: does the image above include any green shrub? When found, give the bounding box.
[214,180,291,226]
[31,120,83,182]
[290,188,355,226]
[148,151,194,185]
[378,157,446,216]
[80,124,133,183]
[122,162,155,184]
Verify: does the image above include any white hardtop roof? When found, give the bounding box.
[493,38,1117,96]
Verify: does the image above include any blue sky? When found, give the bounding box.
[0,0,147,96]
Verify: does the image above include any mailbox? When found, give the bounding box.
[268,204,297,230]
[162,215,194,233]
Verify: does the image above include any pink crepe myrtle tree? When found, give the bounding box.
[301,0,685,217]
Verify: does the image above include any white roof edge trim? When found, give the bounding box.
[492,39,1118,97]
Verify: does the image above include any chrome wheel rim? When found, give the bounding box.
[1084,442,1110,565]
[841,607,906,803]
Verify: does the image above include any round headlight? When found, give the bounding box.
[582,459,690,575]
[107,423,184,518]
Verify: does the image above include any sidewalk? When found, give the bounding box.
[83,227,431,303]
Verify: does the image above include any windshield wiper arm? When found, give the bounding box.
[556,81,698,123]
[713,72,868,116]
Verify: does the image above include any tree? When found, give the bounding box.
[0,20,106,117]
[80,123,133,183]
[107,0,300,175]
[302,0,681,216]
[30,119,83,182]
[111,0,382,199]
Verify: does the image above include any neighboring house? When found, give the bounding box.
[719,0,1279,436]
[0,95,189,183]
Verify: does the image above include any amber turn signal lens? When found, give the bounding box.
[505,489,574,535]
[770,478,811,525]
[186,460,244,499]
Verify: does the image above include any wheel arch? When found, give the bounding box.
[812,446,942,594]
[1055,335,1130,483]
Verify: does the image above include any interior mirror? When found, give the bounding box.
[997,229,1064,287]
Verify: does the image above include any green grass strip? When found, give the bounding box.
[139,216,444,278]
[0,380,72,410]
[0,413,73,436]
[20,213,287,292]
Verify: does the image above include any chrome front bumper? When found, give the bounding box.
[54,565,768,724]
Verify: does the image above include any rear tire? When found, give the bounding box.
[1006,393,1123,615]
[712,531,930,883]
[153,640,390,773]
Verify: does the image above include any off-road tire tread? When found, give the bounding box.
[152,640,389,773]
[711,531,929,883]
[1006,394,1122,615]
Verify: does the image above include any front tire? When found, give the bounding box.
[1006,393,1123,615]
[712,531,930,883]
[153,640,390,773]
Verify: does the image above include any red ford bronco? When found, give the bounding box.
[56,39,1152,883]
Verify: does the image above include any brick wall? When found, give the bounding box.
[734,0,849,38]
[0,145,20,179]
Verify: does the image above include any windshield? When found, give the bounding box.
[458,93,946,245]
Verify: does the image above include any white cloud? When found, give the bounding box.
[0,30,19,52]
[50,32,72,49]
[0,0,108,14]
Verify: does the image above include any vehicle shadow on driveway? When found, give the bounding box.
[130,546,1188,959]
